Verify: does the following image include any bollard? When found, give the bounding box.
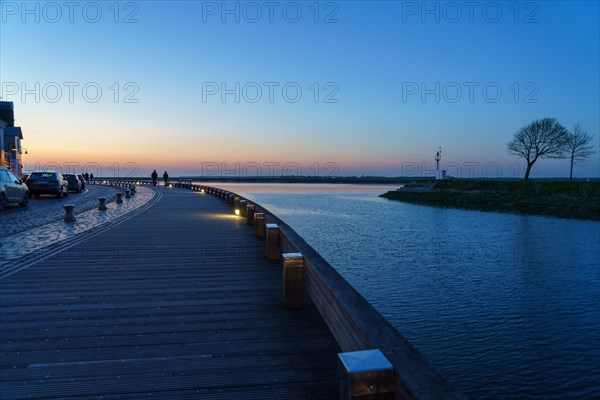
[98,197,107,211]
[246,204,255,224]
[282,253,305,309]
[266,223,280,260]
[130,185,136,194]
[233,196,240,210]
[255,213,265,237]
[116,193,123,204]
[63,204,76,222]
[338,349,394,400]
[125,189,131,199]
[239,200,247,217]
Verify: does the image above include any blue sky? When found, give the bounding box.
[1,1,598,178]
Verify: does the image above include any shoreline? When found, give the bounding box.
[380,180,600,221]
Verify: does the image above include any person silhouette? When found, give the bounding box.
[151,170,158,186]
[163,171,169,186]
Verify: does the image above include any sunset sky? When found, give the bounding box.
[1,1,598,178]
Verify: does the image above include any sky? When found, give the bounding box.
[1,0,599,179]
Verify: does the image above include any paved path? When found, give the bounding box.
[0,186,340,399]
[0,185,122,238]
[0,186,156,277]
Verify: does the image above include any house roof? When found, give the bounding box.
[4,127,23,139]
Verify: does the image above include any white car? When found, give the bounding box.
[0,167,29,211]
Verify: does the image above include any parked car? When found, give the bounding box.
[0,167,29,211]
[63,174,83,193]
[26,171,68,198]
[77,174,86,190]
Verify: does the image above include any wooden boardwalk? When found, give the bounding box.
[0,187,340,399]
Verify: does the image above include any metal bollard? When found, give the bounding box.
[266,223,280,261]
[246,205,255,224]
[98,197,107,211]
[116,193,123,204]
[282,253,305,309]
[63,204,76,222]
[255,213,265,238]
[129,185,136,194]
[338,349,394,400]
[125,189,131,199]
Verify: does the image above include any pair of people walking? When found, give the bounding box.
[151,170,169,186]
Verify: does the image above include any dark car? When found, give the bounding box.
[63,174,83,193]
[26,171,68,198]
[0,167,29,211]
[77,174,86,190]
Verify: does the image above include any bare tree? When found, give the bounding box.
[565,123,596,180]
[507,118,569,180]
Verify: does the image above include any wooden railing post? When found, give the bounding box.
[239,200,248,217]
[246,204,255,224]
[266,223,280,260]
[282,253,304,309]
[338,349,394,400]
[255,213,265,237]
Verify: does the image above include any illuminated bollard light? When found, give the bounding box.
[233,196,240,210]
[281,253,305,309]
[266,223,280,261]
[116,193,123,204]
[246,204,255,224]
[255,213,265,237]
[125,189,131,199]
[98,197,107,211]
[63,204,76,222]
[338,349,394,400]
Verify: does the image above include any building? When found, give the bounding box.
[0,101,25,177]
[0,119,6,170]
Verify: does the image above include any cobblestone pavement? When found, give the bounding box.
[0,185,125,238]
[0,185,158,275]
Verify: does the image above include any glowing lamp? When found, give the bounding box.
[235,209,240,216]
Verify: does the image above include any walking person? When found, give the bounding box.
[163,171,169,187]
[151,170,158,186]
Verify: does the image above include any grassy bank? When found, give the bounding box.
[380,180,600,220]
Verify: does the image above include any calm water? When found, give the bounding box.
[212,183,600,399]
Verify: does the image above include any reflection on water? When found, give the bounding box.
[208,183,600,400]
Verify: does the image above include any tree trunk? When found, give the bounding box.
[569,156,574,181]
[524,162,534,180]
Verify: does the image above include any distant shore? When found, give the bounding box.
[95,176,600,185]
[380,180,600,221]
